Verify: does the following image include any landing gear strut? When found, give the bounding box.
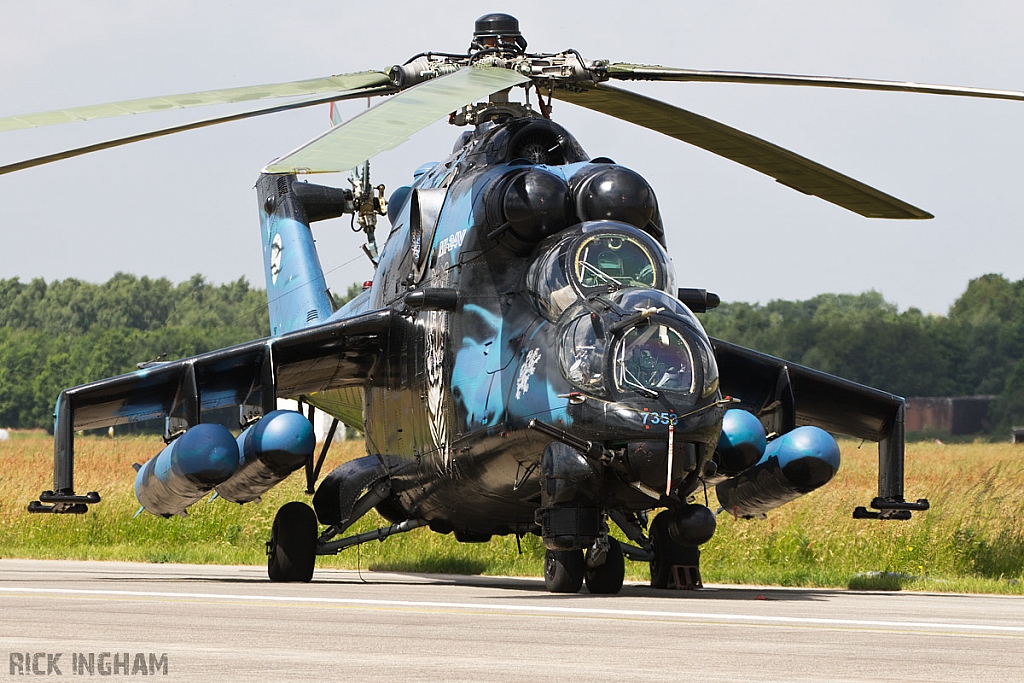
[585,536,625,594]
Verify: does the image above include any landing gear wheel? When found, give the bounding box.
[585,537,625,595]
[268,501,318,582]
[544,549,584,593]
[649,510,697,589]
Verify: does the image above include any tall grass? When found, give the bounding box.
[703,439,1024,593]
[1,433,1021,593]
[0,433,547,576]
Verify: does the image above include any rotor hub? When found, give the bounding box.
[472,13,527,52]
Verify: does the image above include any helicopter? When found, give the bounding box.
[13,12,1022,594]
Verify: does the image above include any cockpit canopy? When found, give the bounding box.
[525,209,718,402]
[615,321,694,393]
[556,290,719,400]
[526,221,677,321]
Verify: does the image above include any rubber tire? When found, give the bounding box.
[268,501,318,582]
[544,549,584,593]
[585,537,625,595]
[649,510,690,589]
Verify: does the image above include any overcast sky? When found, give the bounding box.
[2,1,1022,315]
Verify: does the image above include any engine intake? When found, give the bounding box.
[485,167,571,253]
[570,164,663,243]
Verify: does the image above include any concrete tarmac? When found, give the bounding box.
[0,559,1021,682]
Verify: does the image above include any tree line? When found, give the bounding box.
[697,273,1024,434]
[0,274,269,429]
[0,272,1021,433]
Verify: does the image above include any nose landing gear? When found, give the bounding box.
[543,548,584,593]
[543,535,626,594]
[584,536,625,594]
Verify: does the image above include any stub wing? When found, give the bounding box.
[32,309,393,513]
[710,337,929,518]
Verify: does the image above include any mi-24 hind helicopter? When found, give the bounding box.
[14,12,1024,593]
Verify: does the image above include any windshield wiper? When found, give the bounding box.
[620,365,659,399]
[579,261,622,290]
[609,306,663,335]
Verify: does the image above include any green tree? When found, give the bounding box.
[332,282,365,310]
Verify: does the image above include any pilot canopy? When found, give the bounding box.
[526,221,677,321]
[528,221,717,401]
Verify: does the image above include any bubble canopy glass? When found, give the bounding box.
[526,221,676,321]
[556,288,719,398]
[614,322,694,393]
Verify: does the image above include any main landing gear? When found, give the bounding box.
[267,456,433,583]
[267,501,318,582]
[648,510,702,589]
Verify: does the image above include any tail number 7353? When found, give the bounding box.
[641,411,677,426]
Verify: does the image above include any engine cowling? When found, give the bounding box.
[485,167,571,253]
[570,164,663,244]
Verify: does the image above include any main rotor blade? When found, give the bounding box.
[0,71,394,133]
[606,64,1024,102]
[265,65,530,174]
[0,86,393,176]
[551,83,932,219]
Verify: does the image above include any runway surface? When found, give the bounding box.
[1,559,1021,682]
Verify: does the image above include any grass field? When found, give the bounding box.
[1,431,1022,593]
